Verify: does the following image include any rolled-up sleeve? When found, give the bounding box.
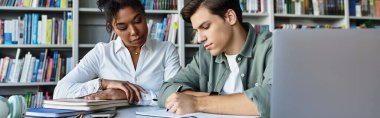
[244,43,273,117]
[158,51,201,107]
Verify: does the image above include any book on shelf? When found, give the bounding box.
[43,99,130,111]
[350,0,380,17]
[26,108,85,117]
[0,12,72,45]
[275,24,345,29]
[0,20,3,44]
[274,0,345,15]
[148,14,178,44]
[0,49,73,83]
[140,0,177,10]
[0,0,72,8]
[240,0,267,13]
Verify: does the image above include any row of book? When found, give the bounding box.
[140,0,177,10]
[0,0,72,8]
[148,14,178,43]
[275,0,345,15]
[275,24,345,29]
[240,0,268,13]
[0,12,73,45]
[0,49,73,83]
[349,0,380,17]
[25,91,50,108]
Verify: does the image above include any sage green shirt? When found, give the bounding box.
[158,23,273,117]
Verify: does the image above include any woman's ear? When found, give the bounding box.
[224,9,237,25]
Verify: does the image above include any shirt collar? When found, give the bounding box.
[215,23,256,63]
[114,36,153,53]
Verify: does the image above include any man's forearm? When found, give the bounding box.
[183,90,209,97]
[195,93,259,116]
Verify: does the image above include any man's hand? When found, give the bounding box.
[101,79,146,103]
[84,89,127,100]
[165,93,199,115]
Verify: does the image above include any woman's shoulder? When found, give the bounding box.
[91,40,118,52]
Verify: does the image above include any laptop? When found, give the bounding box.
[271,29,380,118]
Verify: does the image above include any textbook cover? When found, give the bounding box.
[26,108,85,117]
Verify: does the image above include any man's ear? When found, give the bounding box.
[224,9,237,25]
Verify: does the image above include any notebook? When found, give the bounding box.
[26,108,85,117]
[136,109,258,118]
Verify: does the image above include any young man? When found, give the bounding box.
[158,0,272,117]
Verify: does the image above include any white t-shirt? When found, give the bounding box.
[222,54,244,94]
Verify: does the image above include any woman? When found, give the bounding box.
[54,0,181,106]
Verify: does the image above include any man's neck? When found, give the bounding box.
[225,23,247,55]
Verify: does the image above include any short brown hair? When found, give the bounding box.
[181,0,242,24]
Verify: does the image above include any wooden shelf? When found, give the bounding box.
[274,14,345,19]
[0,45,72,48]
[0,82,58,87]
[0,6,72,11]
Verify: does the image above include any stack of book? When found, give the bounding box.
[27,99,128,117]
[43,99,130,111]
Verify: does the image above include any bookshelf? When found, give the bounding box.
[0,0,75,100]
[1,0,380,97]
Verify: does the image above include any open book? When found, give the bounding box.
[43,99,129,111]
[136,109,259,118]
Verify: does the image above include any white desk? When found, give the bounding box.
[115,105,162,118]
[114,105,258,118]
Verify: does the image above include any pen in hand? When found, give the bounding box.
[167,85,183,112]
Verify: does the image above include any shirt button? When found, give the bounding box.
[255,83,259,86]
[240,73,245,77]
[237,57,242,61]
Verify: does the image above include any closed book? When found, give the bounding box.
[46,58,53,82]
[26,108,84,117]
[44,99,129,106]
[376,0,380,17]
[0,19,4,44]
[43,99,129,111]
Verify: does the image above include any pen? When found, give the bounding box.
[167,85,183,112]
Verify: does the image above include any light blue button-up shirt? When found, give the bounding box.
[54,37,181,105]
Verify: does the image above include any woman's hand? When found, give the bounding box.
[84,89,127,100]
[101,79,146,103]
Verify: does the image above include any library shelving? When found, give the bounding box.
[0,0,75,101]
